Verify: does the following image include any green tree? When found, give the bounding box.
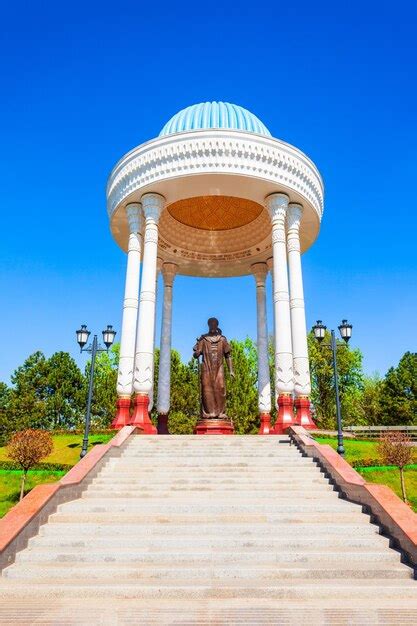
[44,352,84,429]
[226,338,258,434]
[152,348,199,433]
[380,352,417,425]
[308,331,364,429]
[360,374,384,425]
[88,343,119,428]
[7,351,49,431]
[0,382,11,445]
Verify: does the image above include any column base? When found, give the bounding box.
[258,412,272,435]
[295,396,317,430]
[111,397,131,430]
[195,418,234,435]
[273,394,295,434]
[130,394,157,434]
[157,413,170,434]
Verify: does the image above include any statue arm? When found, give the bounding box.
[193,337,203,359]
[225,354,235,378]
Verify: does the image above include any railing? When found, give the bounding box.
[344,425,417,440]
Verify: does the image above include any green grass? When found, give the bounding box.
[357,466,417,512]
[314,437,380,463]
[0,433,114,517]
[314,436,417,512]
[0,433,114,466]
[0,469,65,517]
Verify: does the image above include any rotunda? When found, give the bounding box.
[107,101,324,434]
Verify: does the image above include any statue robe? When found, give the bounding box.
[193,334,231,418]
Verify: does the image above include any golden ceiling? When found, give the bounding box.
[167,195,264,231]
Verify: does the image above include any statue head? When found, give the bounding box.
[207,317,220,335]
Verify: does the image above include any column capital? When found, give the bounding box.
[162,262,178,287]
[265,192,289,221]
[141,193,165,222]
[287,203,303,230]
[157,256,164,274]
[125,202,142,234]
[266,257,273,273]
[251,262,268,286]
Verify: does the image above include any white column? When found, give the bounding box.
[116,203,142,396]
[157,263,178,419]
[287,203,311,397]
[265,193,294,431]
[133,193,165,399]
[251,262,271,416]
[148,257,163,413]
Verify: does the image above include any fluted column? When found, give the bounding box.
[265,193,295,434]
[287,203,316,429]
[157,263,178,434]
[252,262,272,434]
[131,193,165,433]
[112,203,142,429]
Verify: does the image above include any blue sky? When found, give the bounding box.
[0,1,416,383]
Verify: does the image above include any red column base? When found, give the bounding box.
[258,412,272,435]
[111,398,131,430]
[157,413,170,434]
[273,394,295,434]
[295,396,317,430]
[195,418,234,435]
[130,394,157,434]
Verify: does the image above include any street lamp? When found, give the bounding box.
[76,324,116,458]
[312,319,353,456]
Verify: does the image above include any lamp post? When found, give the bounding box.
[76,324,116,459]
[312,319,352,456]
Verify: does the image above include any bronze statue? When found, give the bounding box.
[193,318,234,419]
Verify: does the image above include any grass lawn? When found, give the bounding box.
[0,433,114,466]
[315,436,417,513]
[0,469,65,518]
[314,437,380,463]
[0,433,114,518]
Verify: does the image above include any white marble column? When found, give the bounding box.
[148,256,163,414]
[112,202,142,429]
[251,262,271,434]
[265,192,295,433]
[157,263,178,433]
[131,193,165,432]
[287,203,315,428]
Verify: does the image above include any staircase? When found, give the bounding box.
[1,435,417,624]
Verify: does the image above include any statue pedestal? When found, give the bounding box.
[195,418,234,435]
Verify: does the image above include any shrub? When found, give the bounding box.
[6,429,53,500]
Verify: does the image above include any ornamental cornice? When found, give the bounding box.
[106,130,324,221]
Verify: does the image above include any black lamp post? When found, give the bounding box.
[76,324,116,459]
[312,319,352,456]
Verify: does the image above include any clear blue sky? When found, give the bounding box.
[1,1,416,383]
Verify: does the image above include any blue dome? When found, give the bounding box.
[159,101,271,137]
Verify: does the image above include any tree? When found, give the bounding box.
[7,352,49,431]
[7,429,53,500]
[44,352,85,429]
[88,344,119,428]
[377,431,414,503]
[225,338,258,434]
[0,382,11,445]
[308,331,364,429]
[152,348,199,434]
[380,352,417,425]
[360,375,384,425]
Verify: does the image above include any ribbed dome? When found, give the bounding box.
[159,101,271,137]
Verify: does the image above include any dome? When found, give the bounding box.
[159,101,271,137]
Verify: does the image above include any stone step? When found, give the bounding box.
[15,549,401,565]
[109,461,314,468]
[29,534,390,551]
[88,481,333,492]
[44,513,372,528]
[2,580,417,601]
[82,489,337,500]
[57,499,360,514]
[4,563,411,581]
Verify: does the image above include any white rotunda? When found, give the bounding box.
[107,101,324,434]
